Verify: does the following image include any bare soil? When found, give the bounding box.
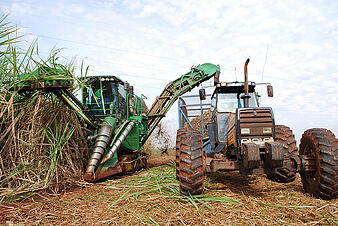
[1,151,337,225]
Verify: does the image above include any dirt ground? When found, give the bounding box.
[1,150,337,225]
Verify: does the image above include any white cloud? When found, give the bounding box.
[2,0,337,141]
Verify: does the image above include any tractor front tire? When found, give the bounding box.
[267,125,299,183]
[176,129,205,195]
[175,129,183,180]
[299,128,337,200]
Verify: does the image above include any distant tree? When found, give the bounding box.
[154,121,172,155]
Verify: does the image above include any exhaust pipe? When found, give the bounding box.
[242,58,251,108]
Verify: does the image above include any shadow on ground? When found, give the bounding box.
[206,171,304,198]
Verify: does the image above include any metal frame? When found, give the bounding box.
[178,94,212,138]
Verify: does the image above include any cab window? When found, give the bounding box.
[217,93,238,112]
[217,92,258,112]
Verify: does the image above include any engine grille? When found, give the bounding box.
[236,108,275,144]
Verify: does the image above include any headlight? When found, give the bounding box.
[241,128,250,134]
[263,127,272,133]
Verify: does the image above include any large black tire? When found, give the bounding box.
[267,125,299,183]
[175,129,183,180]
[299,128,337,200]
[176,129,205,195]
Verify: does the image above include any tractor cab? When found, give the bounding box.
[82,75,127,119]
[207,82,259,145]
[203,79,275,156]
[211,81,258,113]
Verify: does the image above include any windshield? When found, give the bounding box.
[83,80,121,116]
[217,92,257,112]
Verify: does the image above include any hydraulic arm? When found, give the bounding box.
[143,63,220,144]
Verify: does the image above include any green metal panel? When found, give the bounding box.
[95,150,118,174]
[122,117,142,150]
[16,67,71,87]
[122,125,140,150]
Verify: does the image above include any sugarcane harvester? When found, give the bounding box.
[12,63,220,182]
[176,59,337,200]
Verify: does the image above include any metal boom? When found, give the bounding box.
[143,63,220,144]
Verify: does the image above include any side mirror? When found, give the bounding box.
[129,86,134,95]
[267,85,273,97]
[214,71,220,85]
[199,88,206,100]
[124,82,130,90]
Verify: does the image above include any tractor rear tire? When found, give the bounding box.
[176,129,205,195]
[267,125,299,183]
[175,129,183,180]
[299,128,337,200]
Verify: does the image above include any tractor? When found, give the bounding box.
[176,59,337,200]
[12,63,220,182]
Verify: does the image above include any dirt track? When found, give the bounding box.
[1,151,337,225]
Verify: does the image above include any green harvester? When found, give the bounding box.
[12,64,220,182]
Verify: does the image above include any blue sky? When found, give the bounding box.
[1,0,337,143]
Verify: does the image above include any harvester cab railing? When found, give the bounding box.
[178,93,212,138]
[127,93,147,118]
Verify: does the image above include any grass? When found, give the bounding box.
[0,15,20,53]
[106,161,240,210]
[1,156,337,225]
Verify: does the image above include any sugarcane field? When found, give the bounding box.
[1,1,338,225]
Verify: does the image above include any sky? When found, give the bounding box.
[1,0,337,145]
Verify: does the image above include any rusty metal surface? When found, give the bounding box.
[83,152,149,182]
[244,58,250,96]
[83,164,123,183]
[208,158,239,172]
[265,142,284,168]
[244,58,250,95]
[120,153,148,172]
[299,155,316,172]
[227,113,237,147]
[238,108,274,142]
[242,143,260,169]
[242,58,251,108]
[178,98,188,129]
